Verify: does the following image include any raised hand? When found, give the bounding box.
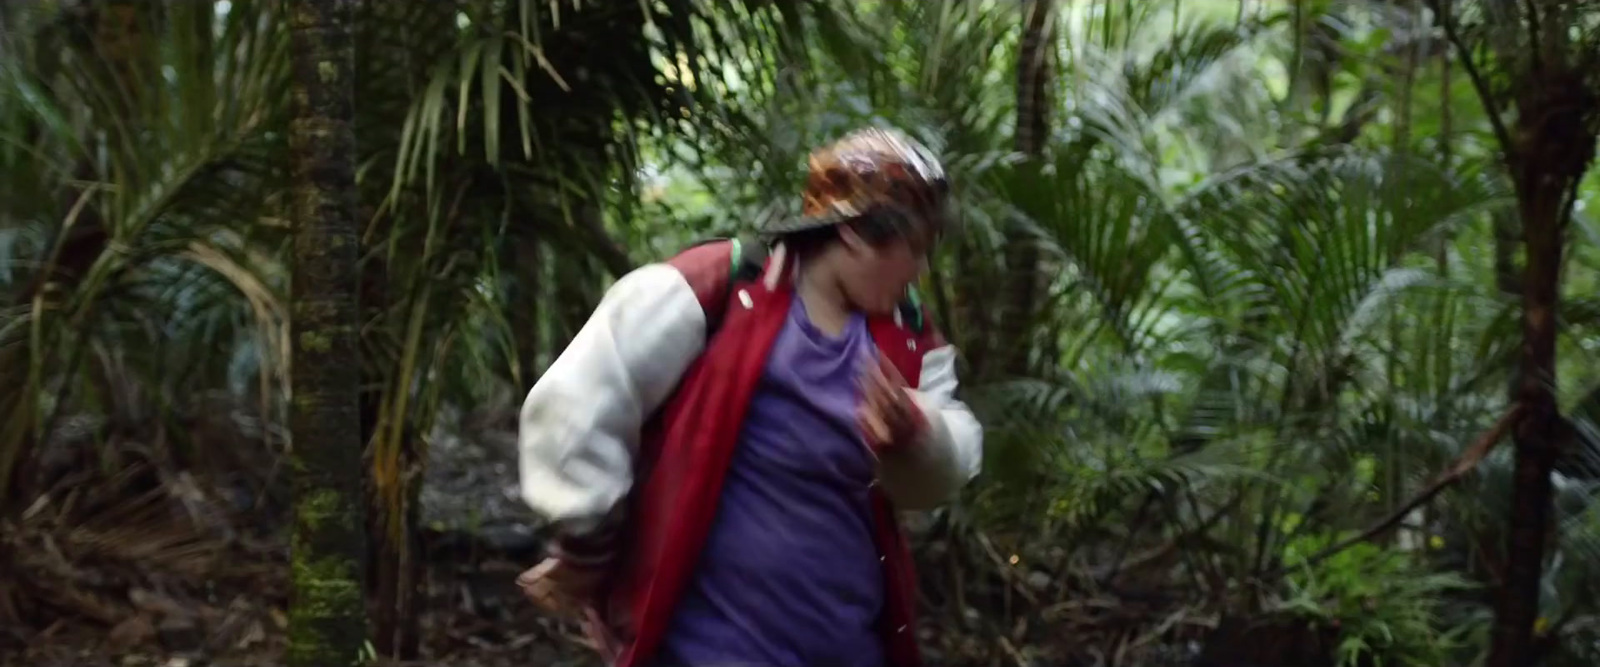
[858,354,927,451]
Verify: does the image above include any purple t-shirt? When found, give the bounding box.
[656,297,887,667]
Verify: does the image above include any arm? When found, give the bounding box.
[518,262,708,566]
[877,344,984,510]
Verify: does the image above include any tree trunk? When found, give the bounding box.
[1488,178,1564,666]
[1492,208,1522,296]
[286,1,368,666]
[1486,62,1596,667]
[995,0,1054,379]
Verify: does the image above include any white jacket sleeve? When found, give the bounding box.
[517,263,707,536]
[878,344,984,510]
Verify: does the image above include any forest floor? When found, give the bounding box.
[0,405,1221,667]
[6,549,596,667]
[0,408,597,667]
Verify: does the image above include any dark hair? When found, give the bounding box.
[776,208,935,258]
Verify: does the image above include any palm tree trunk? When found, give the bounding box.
[286,1,367,665]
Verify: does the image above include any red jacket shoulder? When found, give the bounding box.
[664,240,736,313]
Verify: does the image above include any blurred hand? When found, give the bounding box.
[516,558,620,659]
[858,355,927,451]
[516,557,604,618]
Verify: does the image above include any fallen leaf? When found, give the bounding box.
[235,620,266,648]
[129,589,190,618]
[107,615,156,649]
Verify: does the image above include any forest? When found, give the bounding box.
[4,0,1600,666]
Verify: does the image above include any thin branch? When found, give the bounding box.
[1423,0,1518,160]
[1103,490,1161,582]
[1521,0,1543,75]
[1259,405,1524,582]
[975,530,1040,606]
[1103,492,1240,582]
[997,636,1031,667]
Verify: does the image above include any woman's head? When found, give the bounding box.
[771,127,952,315]
[780,211,935,315]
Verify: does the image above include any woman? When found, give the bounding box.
[516,126,983,667]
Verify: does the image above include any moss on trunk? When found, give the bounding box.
[286,1,366,666]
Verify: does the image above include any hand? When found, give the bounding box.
[515,557,604,618]
[517,558,622,659]
[858,355,927,451]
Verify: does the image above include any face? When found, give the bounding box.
[834,223,931,315]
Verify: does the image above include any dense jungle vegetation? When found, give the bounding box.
[5,1,1600,666]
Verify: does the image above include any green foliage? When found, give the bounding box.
[0,0,292,500]
[1280,537,1481,667]
[6,0,1600,664]
[639,1,1600,662]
